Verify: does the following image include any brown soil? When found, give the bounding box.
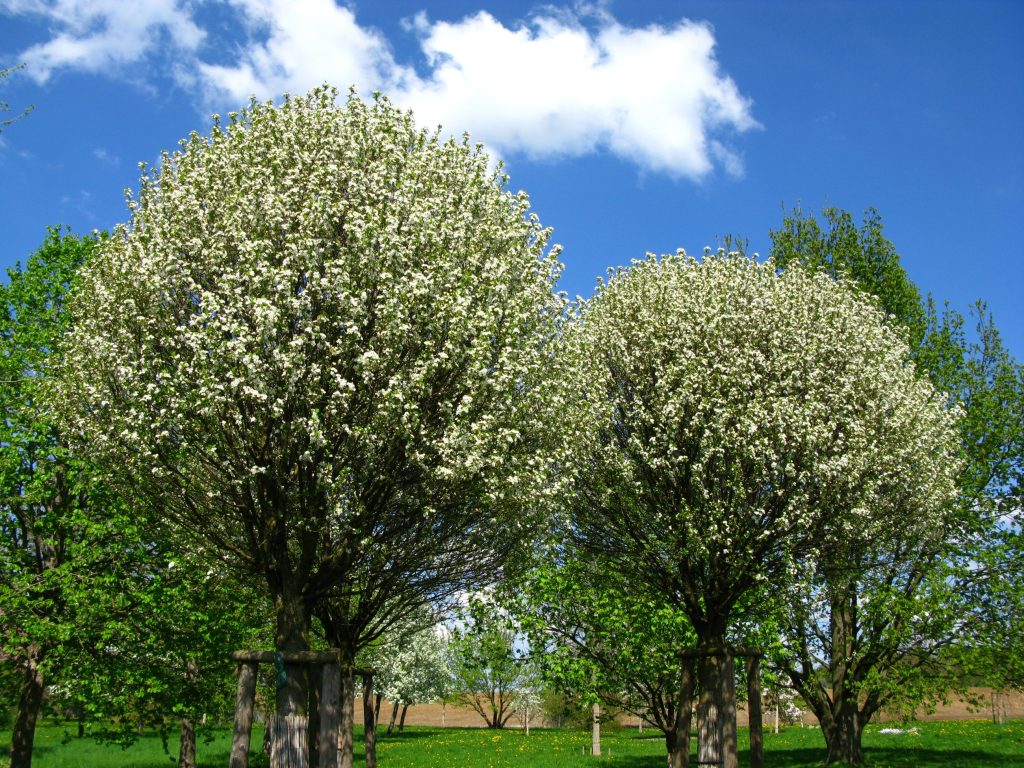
[361,688,1023,730]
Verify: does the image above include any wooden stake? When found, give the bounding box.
[229,662,258,768]
[363,672,377,768]
[746,656,764,768]
[318,663,340,768]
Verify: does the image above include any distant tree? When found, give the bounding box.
[449,598,531,729]
[769,206,1023,764]
[508,548,699,762]
[364,614,450,735]
[555,252,959,767]
[53,87,562,767]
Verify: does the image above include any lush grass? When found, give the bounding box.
[2,719,1022,767]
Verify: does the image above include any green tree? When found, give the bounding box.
[554,251,959,767]
[54,87,563,767]
[58,544,271,768]
[508,549,699,764]
[448,598,531,730]
[1,229,269,768]
[0,228,107,768]
[769,205,925,345]
[768,205,1023,764]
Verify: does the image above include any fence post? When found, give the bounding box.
[230,662,258,768]
[363,671,377,768]
[746,656,764,768]
[318,662,340,768]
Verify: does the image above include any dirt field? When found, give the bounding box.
[362,688,1024,730]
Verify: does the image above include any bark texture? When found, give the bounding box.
[177,718,197,768]
[666,662,695,768]
[10,647,45,768]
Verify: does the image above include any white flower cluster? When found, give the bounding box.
[556,251,959,610]
[55,86,564,574]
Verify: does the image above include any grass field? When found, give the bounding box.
[2,720,1022,767]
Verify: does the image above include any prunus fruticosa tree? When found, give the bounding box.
[54,86,563,764]
[554,251,959,766]
[770,205,1023,764]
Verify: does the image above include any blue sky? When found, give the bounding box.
[2,0,1022,359]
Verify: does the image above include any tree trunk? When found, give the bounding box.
[307,666,320,768]
[316,663,339,768]
[374,693,383,723]
[339,667,355,768]
[697,653,722,768]
[386,701,400,736]
[822,698,865,765]
[231,661,259,768]
[746,657,764,768]
[363,673,377,768]
[268,715,309,768]
[274,592,311,717]
[271,583,311,768]
[178,717,197,768]
[592,701,601,756]
[10,647,45,768]
[720,655,738,768]
[398,703,409,733]
[821,581,865,765]
[667,661,696,768]
[76,705,85,738]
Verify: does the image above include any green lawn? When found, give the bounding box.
[2,720,1022,767]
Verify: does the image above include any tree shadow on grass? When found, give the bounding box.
[375,729,439,740]
[859,746,1024,767]
[573,745,1024,768]
[0,743,56,759]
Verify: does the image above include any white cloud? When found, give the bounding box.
[92,146,119,164]
[396,9,759,177]
[8,0,204,82]
[2,1,759,178]
[195,0,411,107]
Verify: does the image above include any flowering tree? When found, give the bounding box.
[555,251,959,767]
[53,86,562,763]
[770,206,1024,764]
[364,617,451,735]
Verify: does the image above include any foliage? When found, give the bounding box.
[508,549,695,736]
[58,545,271,748]
[0,227,117,767]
